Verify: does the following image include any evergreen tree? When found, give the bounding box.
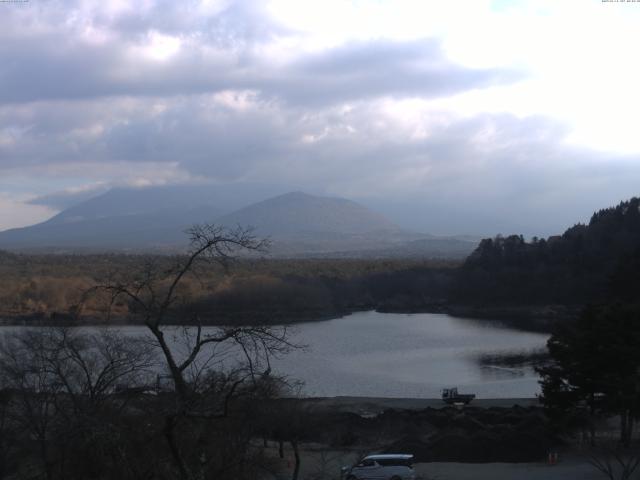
[538,304,640,446]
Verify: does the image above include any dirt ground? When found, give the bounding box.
[266,397,614,479]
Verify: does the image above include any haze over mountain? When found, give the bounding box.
[217,191,399,235]
[0,187,477,257]
[43,184,285,225]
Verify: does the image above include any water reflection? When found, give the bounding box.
[0,312,549,399]
[269,311,549,398]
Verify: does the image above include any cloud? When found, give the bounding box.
[278,39,522,106]
[0,0,522,187]
[2,83,640,236]
[0,0,639,235]
[27,183,110,210]
[0,1,519,106]
[0,193,56,231]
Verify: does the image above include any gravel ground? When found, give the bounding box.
[416,457,602,480]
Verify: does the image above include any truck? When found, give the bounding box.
[441,387,475,405]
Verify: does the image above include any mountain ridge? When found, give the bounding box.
[0,187,477,257]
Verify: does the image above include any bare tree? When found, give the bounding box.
[0,225,300,480]
[91,224,299,480]
[0,329,67,480]
[586,443,640,480]
[0,327,157,480]
[96,226,292,395]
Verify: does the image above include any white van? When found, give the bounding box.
[341,454,416,480]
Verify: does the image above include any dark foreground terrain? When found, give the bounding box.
[281,400,558,464]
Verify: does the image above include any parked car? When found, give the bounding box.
[341,454,415,480]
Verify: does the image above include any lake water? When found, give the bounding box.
[271,311,549,398]
[0,311,549,399]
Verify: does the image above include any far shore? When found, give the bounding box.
[0,303,573,333]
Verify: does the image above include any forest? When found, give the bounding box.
[451,197,640,307]
[0,252,456,326]
[2,197,640,332]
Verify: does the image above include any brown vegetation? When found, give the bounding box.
[0,250,458,325]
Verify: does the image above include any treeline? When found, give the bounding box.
[0,254,457,325]
[452,197,640,307]
[187,266,453,324]
[532,202,640,462]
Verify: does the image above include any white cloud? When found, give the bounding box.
[0,193,57,231]
[133,30,182,61]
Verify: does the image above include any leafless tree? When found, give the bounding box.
[0,225,300,480]
[586,443,640,480]
[0,327,157,479]
[90,224,300,480]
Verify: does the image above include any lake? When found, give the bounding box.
[0,311,549,399]
[271,311,549,398]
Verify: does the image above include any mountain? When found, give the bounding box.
[217,191,400,236]
[45,186,219,225]
[42,184,277,226]
[0,185,231,251]
[215,191,444,255]
[0,207,224,251]
[0,187,476,257]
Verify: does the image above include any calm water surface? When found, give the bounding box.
[271,311,549,398]
[0,311,548,398]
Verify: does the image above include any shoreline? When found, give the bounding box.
[0,304,566,333]
[295,396,541,413]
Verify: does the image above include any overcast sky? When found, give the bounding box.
[1,0,640,235]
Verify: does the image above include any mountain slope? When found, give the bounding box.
[0,188,472,257]
[217,191,401,236]
[0,185,232,250]
[0,206,224,251]
[45,185,232,226]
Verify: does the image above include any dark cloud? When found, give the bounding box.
[277,39,523,106]
[0,1,519,106]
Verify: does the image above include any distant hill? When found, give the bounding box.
[0,207,225,251]
[453,196,640,306]
[42,184,283,226]
[45,186,220,225]
[0,187,476,257]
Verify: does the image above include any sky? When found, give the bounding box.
[1,0,640,235]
